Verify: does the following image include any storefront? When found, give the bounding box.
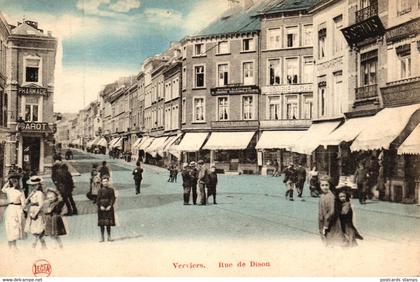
[16,121,55,175]
[144,136,168,166]
[202,131,256,174]
[135,136,154,162]
[177,132,209,164]
[256,130,306,175]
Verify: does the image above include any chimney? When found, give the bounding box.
[25,20,38,29]
[242,0,254,10]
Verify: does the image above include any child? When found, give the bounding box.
[44,188,66,249]
[206,166,218,204]
[97,176,116,242]
[90,164,101,203]
[338,190,363,247]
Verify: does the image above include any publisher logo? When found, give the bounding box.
[32,259,52,277]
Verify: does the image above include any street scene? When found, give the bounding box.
[0,0,420,277]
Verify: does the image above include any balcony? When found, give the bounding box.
[260,119,311,129]
[355,3,378,23]
[211,120,259,130]
[355,84,378,100]
[380,77,420,107]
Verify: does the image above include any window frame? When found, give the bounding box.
[302,56,314,84]
[241,95,254,120]
[268,58,282,85]
[285,26,299,48]
[23,55,42,86]
[193,64,206,88]
[193,96,206,123]
[216,62,230,87]
[242,60,255,85]
[193,43,206,57]
[267,96,281,120]
[217,40,230,55]
[242,37,255,52]
[302,24,313,47]
[216,96,230,121]
[285,57,300,85]
[267,28,282,50]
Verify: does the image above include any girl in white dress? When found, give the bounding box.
[24,176,46,249]
[1,173,26,250]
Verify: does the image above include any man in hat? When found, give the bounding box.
[132,161,143,195]
[189,162,198,205]
[296,163,307,198]
[283,163,297,201]
[197,160,208,205]
[181,163,192,205]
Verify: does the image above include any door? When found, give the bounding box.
[23,137,41,174]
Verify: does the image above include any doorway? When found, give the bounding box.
[23,136,41,174]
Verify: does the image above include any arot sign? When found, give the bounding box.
[17,121,55,133]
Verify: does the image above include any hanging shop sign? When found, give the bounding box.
[17,121,55,133]
[18,86,48,96]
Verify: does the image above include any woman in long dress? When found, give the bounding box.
[24,176,47,249]
[338,190,363,247]
[44,187,67,249]
[1,173,26,250]
[97,176,116,242]
[318,175,345,247]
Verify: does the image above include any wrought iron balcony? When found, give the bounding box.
[355,3,378,23]
[355,84,378,100]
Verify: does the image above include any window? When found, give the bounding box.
[182,98,186,123]
[172,78,179,98]
[172,106,178,130]
[242,96,253,120]
[25,98,39,122]
[302,25,313,46]
[25,58,41,83]
[165,107,171,130]
[285,26,298,48]
[285,58,299,84]
[267,28,281,49]
[318,28,326,59]
[243,62,254,85]
[193,97,205,122]
[194,43,205,56]
[268,96,280,120]
[318,84,326,117]
[268,59,281,85]
[182,46,187,59]
[302,57,314,83]
[242,38,254,51]
[182,67,186,90]
[333,72,343,116]
[397,0,411,16]
[194,65,205,88]
[218,64,229,86]
[361,59,377,85]
[333,15,344,55]
[286,97,298,119]
[360,0,370,9]
[303,97,313,119]
[217,97,229,121]
[217,41,229,54]
[398,48,411,79]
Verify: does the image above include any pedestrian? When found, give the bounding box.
[61,163,78,216]
[283,164,297,201]
[21,168,30,198]
[171,163,178,183]
[24,176,47,249]
[318,175,344,247]
[197,160,208,205]
[296,163,307,198]
[88,164,101,203]
[44,187,66,249]
[366,155,379,199]
[1,172,26,250]
[354,162,368,204]
[308,167,321,197]
[181,163,192,205]
[167,164,174,182]
[272,160,280,177]
[189,162,198,205]
[206,165,218,205]
[338,190,363,247]
[132,161,143,195]
[99,161,111,179]
[97,176,116,242]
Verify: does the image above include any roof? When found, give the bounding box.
[261,0,322,14]
[11,22,46,37]
[193,0,274,37]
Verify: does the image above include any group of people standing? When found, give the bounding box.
[282,163,318,201]
[1,173,67,250]
[51,157,78,216]
[181,160,218,206]
[167,162,178,183]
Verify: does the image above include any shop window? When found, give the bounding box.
[25,58,41,84]
[268,96,280,120]
[217,41,229,54]
[242,96,253,120]
[194,65,205,88]
[318,28,327,59]
[302,57,314,83]
[218,64,229,86]
[267,28,281,49]
[302,25,313,46]
[242,38,254,51]
[242,62,254,85]
[268,59,281,85]
[217,97,229,121]
[285,58,299,84]
[193,97,205,122]
[285,26,298,48]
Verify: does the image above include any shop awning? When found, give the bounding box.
[132,138,143,150]
[86,139,95,148]
[113,138,123,149]
[97,138,107,147]
[145,137,168,157]
[137,136,155,150]
[91,137,101,146]
[351,103,420,151]
[319,116,374,147]
[398,123,420,155]
[292,121,342,155]
[109,137,120,148]
[177,132,209,152]
[256,130,306,150]
[202,131,255,150]
[157,135,177,156]
[165,134,183,159]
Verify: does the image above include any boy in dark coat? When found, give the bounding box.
[206,165,218,204]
